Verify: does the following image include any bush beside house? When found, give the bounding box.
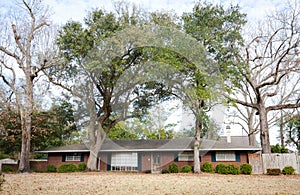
[282,166,295,175]
[201,162,214,173]
[240,164,252,175]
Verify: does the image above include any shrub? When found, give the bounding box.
[0,172,5,191]
[201,162,214,173]
[162,169,169,174]
[168,163,179,173]
[144,170,151,174]
[282,166,295,175]
[216,163,228,174]
[46,164,56,172]
[181,165,193,173]
[271,144,288,153]
[2,165,16,173]
[267,168,281,175]
[58,164,77,173]
[78,163,87,172]
[227,164,239,175]
[240,164,252,175]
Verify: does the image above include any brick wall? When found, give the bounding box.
[47,153,89,169]
[30,160,48,171]
[201,151,248,169]
[45,151,250,172]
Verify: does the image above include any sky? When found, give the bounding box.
[43,0,286,25]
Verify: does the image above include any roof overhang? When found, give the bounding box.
[35,150,90,153]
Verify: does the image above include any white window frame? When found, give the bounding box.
[178,152,194,161]
[216,151,236,161]
[111,152,138,171]
[66,154,81,162]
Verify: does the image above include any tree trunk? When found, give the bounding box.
[279,110,284,147]
[193,119,201,174]
[18,75,33,173]
[86,124,106,171]
[259,106,271,153]
[248,132,256,146]
[87,143,101,171]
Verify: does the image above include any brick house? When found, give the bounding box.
[37,136,261,173]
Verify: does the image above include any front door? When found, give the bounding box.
[151,153,161,173]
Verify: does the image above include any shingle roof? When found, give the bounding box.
[37,136,261,153]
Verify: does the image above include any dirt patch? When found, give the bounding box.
[1,172,300,194]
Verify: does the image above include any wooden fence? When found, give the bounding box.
[249,153,300,174]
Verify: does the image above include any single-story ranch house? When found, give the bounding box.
[37,136,261,173]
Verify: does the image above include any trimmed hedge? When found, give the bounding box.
[78,163,87,172]
[181,165,193,173]
[46,164,56,172]
[227,164,239,175]
[240,164,252,175]
[216,163,228,174]
[58,164,77,173]
[282,166,295,175]
[162,169,169,174]
[168,163,179,173]
[216,163,239,175]
[201,162,214,173]
[267,168,281,175]
[2,165,16,173]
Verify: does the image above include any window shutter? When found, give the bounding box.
[211,151,216,162]
[107,154,111,171]
[235,151,240,162]
[62,154,66,162]
[174,152,178,162]
[80,153,84,162]
[138,153,142,171]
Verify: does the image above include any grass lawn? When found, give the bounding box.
[1,172,300,194]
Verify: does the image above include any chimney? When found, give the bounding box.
[226,125,231,143]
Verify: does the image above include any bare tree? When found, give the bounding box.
[230,2,300,153]
[0,0,57,172]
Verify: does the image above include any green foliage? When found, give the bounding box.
[0,153,9,160]
[144,170,151,174]
[46,164,57,172]
[108,122,138,140]
[215,163,239,175]
[0,172,5,191]
[2,165,16,173]
[227,164,239,175]
[0,100,78,155]
[78,163,87,172]
[271,144,289,153]
[181,165,193,173]
[216,163,228,174]
[284,115,300,152]
[57,164,77,173]
[201,162,214,173]
[240,164,252,175]
[182,2,247,86]
[282,166,295,175]
[267,168,281,175]
[162,169,169,174]
[168,163,179,173]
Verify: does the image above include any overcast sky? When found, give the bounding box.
[43,0,285,25]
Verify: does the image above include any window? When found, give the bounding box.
[111,152,138,171]
[216,151,236,161]
[178,152,194,161]
[66,153,81,161]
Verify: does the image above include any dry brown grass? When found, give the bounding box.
[1,172,300,195]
